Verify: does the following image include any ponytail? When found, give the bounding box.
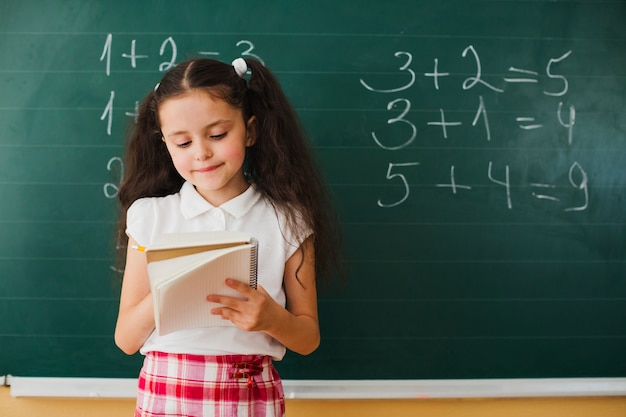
[244,59,342,288]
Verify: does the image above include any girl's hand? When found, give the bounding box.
[206,279,278,332]
[207,237,320,355]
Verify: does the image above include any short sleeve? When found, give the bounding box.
[278,209,313,261]
[126,198,156,246]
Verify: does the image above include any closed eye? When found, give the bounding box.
[210,132,227,140]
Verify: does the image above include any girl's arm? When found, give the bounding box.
[208,236,320,355]
[114,237,156,355]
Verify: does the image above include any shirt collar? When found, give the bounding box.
[179,181,261,219]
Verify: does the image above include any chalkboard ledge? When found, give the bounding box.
[6,376,626,399]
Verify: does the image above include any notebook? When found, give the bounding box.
[141,231,258,336]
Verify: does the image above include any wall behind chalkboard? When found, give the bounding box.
[1,0,625,379]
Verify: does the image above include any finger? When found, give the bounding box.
[225,278,256,295]
[206,294,244,309]
[210,306,233,318]
[211,306,245,328]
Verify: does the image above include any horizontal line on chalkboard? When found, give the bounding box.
[1,334,624,340]
[0,257,112,262]
[0,334,112,339]
[0,258,622,264]
[345,259,626,264]
[332,183,622,188]
[320,298,626,303]
[322,335,626,341]
[2,31,625,42]
[0,297,114,302]
[0,69,621,77]
[4,296,622,303]
[0,144,120,148]
[341,221,626,226]
[0,219,624,226]
[0,70,116,74]
[0,144,623,153]
[0,106,116,110]
[0,220,113,224]
[0,218,589,225]
[0,102,621,110]
[0,108,621,118]
[300,108,622,115]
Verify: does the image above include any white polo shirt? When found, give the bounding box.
[126,181,307,360]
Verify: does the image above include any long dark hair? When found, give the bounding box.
[115,58,341,289]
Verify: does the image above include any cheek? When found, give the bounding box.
[220,144,247,165]
[167,149,192,175]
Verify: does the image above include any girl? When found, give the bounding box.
[114,57,341,417]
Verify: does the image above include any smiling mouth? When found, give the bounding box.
[195,164,221,173]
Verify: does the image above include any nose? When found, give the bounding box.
[195,140,213,161]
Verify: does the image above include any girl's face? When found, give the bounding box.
[159,89,256,206]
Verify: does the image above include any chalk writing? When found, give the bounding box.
[98,34,266,199]
[103,157,124,199]
[95,34,584,213]
[99,33,112,76]
[565,162,589,212]
[377,162,420,208]
[362,46,584,212]
[121,39,149,68]
[159,36,177,72]
[427,109,463,139]
[462,45,504,93]
[487,162,512,210]
[436,166,472,194]
[371,98,416,150]
[424,58,449,90]
[236,40,265,66]
[557,101,576,145]
[100,91,114,136]
[472,96,491,141]
[504,67,539,84]
[360,51,415,93]
[544,50,572,97]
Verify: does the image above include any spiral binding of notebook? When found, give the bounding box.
[249,238,259,290]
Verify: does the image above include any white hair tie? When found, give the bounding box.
[232,57,247,78]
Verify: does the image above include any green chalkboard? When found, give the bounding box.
[1,0,625,379]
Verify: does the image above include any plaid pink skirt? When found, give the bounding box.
[135,352,285,417]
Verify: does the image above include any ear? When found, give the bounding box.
[245,115,257,147]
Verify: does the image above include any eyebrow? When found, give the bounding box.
[164,119,232,137]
